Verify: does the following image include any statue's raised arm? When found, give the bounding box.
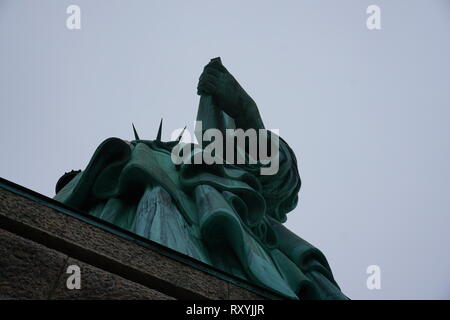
[196,57,265,132]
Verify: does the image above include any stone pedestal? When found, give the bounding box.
[0,178,274,300]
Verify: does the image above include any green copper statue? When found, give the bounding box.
[54,58,347,300]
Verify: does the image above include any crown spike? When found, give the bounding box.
[132,123,140,140]
[176,126,187,142]
[156,118,163,141]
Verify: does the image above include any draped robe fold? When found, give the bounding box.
[54,99,347,300]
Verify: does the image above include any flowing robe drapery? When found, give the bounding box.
[54,101,347,300]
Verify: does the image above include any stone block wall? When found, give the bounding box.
[0,180,272,300]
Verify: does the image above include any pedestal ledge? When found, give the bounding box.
[0,177,281,300]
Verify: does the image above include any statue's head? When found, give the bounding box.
[55,170,81,194]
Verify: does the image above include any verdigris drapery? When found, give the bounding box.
[54,58,347,300]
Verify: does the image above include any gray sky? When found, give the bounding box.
[1,0,449,299]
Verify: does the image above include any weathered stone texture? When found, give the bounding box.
[0,186,268,300]
[0,188,229,299]
[0,228,67,299]
[228,283,264,300]
[51,258,174,300]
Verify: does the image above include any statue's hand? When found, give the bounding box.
[197,59,247,119]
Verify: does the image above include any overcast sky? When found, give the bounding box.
[1,0,449,299]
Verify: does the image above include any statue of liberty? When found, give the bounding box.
[54,58,347,300]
